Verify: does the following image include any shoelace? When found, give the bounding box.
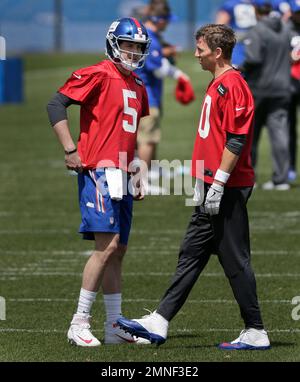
[141,307,154,319]
[238,329,248,341]
[78,323,91,330]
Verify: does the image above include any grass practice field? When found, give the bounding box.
[0,52,299,363]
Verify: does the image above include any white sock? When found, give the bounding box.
[153,311,169,327]
[153,311,169,338]
[76,288,97,316]
[103,293,122,323]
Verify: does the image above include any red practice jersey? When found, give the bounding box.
[59,60,149,171]
[191,69,255,187]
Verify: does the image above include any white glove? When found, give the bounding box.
[204,183,224,216]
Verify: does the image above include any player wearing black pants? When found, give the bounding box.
[156,184,263,331]
[117,24,270,350]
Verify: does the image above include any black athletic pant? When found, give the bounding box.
[156,185,264,330]
[289,92,299,171]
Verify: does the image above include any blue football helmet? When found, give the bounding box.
[106,17,151,71]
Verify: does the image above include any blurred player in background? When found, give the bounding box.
[47,17,150,346]
[118,24,271,351]
[131,0,180,65]
[136,0,195,193]
[215,0,257,67]
[287,0,300,182]
[241,0,291,190]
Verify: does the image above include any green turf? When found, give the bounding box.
[0,52,299,362]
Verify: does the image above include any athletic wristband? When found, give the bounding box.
[173,68,184,80]
[64,148,77,155]
[214,169,230,184]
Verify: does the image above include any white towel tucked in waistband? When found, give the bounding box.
[105,168,124,201]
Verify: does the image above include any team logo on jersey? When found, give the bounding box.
[135,77,143,86]
[217,83,228,96]
[73,73,82,79]
[204,168,213,178]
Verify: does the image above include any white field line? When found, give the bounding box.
[0,250,87,256]
[1,249,300,257]
[133,229,300,234]
[250,228,300,233]
[0,211,72,217]
[0,271,299,278]
[0,211,163,218]
[1,210,299,218]
[0,229,71,235]
[250,211,300,218]
[1,227,300,235]
[25,67,76,79]
[0,327,299,334]
[6,298,294,304]
[252,250,300,256]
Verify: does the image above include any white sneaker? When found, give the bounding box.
[262,181,290,191]
[117,311,168,345]
[219,328,271,350]
[67,314,101,347]
[104,321,151,344]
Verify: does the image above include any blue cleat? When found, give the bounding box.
[218,328,271,350]
[117,313,168,346]
[218,342,271,350]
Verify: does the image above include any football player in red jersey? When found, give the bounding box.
[47,18,151,346]
[117,24,271,350]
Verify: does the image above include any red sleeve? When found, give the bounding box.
[141,85,150,118]
[58,68,100,103]
[221,81,254,135]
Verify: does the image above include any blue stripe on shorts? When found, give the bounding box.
[77,169,133,245]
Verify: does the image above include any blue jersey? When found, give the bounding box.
[135,29,163,108]
[219,0,257,66]
[220,0,256,31]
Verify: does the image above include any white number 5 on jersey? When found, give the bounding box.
[198,94,211,139]
[122,89,137,133]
